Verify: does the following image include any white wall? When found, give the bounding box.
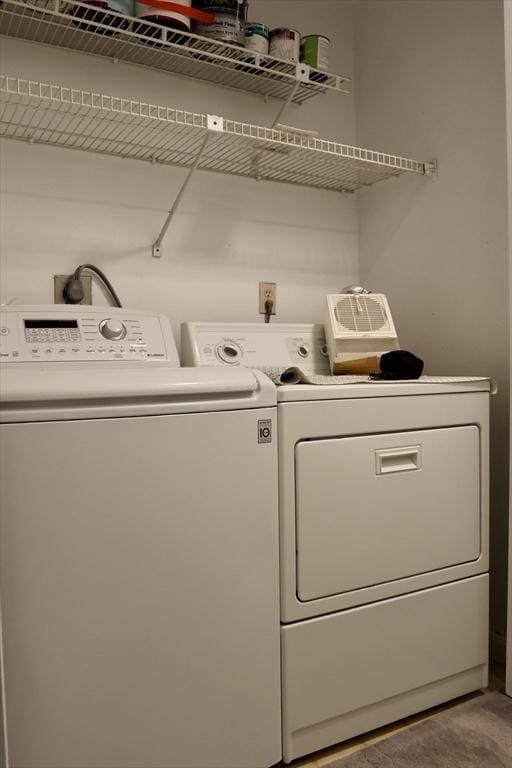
[0,0,358,340]
[356,0,510,657]
[505,0,512,694]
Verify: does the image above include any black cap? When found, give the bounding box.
[380,350,424,380]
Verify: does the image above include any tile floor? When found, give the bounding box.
[285,662,506,768]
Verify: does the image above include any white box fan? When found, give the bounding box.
[324,293,399,373]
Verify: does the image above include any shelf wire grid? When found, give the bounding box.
[0,76,427,193]
[0,0,351,104]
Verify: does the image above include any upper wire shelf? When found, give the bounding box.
[0,0,352,104]
[0,75,430,195]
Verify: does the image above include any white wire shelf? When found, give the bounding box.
[0,0,352,105]
[0,75,431,194]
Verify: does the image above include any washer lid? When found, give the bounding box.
[0,364,276,417]
[276,378,493,401]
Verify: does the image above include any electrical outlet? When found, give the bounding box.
[54,274,93,305]
[259,282,277,315]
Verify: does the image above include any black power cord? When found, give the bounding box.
[64,264,123,308]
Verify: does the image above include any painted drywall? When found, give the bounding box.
[356,0,510,655]
[505,0,512,695]
[0,0,358,340]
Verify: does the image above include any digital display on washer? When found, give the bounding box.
[24,320,79,329]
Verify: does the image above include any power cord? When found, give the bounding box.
[64,264,123,308]
[264,298,273,324]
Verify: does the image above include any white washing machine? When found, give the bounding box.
[181,321,490,763]
[0,306,281,768]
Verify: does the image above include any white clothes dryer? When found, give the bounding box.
[0,306,281,768]
[182,321,490,763]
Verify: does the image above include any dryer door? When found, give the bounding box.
[295,426,480,601]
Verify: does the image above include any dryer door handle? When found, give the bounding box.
[375,445,422,475]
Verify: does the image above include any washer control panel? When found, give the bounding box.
[0,306,178,363]
[181,322,330,374]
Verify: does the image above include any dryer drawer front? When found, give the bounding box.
[281,575,489,762]
[296,426,480,601]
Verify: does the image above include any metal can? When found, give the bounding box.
[244,22,269,55]
[105,0,134,13]
[71,0,134,33]
[193,0,248,45]
[135,0,192,31]
[269,27,301,63]
[300,34,330,71]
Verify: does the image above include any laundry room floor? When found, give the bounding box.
[286,663,507,768]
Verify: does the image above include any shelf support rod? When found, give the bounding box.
[251,79,302,182]
[270,63,310,127]
[271,81,300,129]
[152,133,210,259]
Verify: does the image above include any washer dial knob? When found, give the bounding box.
[99,318,127,341]
[217,342,242,365]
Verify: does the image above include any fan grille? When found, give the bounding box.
[334,296,391,333]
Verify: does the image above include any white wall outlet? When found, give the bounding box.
[54,274,93,305]
[259,282,276,315]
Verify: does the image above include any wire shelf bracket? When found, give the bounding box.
[153,69,305,256]
[152,115,222,258]
[424,160,438,179]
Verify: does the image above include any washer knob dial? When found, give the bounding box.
[217,342,242,364]
[100,318,127,341]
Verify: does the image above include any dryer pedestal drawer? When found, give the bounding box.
[281,575,488,763]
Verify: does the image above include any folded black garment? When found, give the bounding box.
[370,350,425,380]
